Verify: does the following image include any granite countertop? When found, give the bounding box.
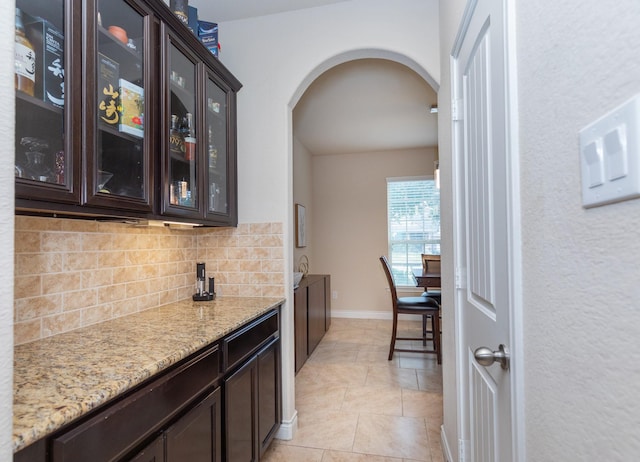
[13,296,285,453]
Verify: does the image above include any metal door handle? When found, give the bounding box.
[474,344,510,370]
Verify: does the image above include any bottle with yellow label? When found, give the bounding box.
[15,7,36,96]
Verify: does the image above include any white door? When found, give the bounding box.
[452,1,522,461]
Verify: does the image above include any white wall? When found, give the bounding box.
[292,136,314,271]
[2,1,15,459]
[219,0,440,437]
[439,0,640,460]
[312,148,436,315]
[518,0,640,459]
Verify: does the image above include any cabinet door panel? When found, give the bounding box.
[165,387,222,462]
[204,70,236,224]
[258,340,281,456]
[130,435,164,462]
[294,287,308,373]
[308,278,326,355]
[15,0,81,204]
[225,357,257,462]
[162,32,202,219]
[85,0,154,211]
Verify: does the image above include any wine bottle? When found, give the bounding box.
[169,114,184,156]
[184,112,196,161]
[15,8,36,96]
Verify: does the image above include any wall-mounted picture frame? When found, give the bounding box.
[295,203,306,248]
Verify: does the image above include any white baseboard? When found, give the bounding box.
[441,424,454,462]
[331,310,424,322]
[274,410,297,440]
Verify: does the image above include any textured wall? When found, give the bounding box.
[517,0,640,459]
[1,0,15,458]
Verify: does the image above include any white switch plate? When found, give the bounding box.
[579,94,640,208]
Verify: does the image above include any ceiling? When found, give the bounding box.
[189,0,438,155]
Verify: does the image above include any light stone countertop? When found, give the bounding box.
[13,296,285,453]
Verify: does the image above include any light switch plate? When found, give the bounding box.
[579,94,640,208]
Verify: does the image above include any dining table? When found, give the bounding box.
[412,268,441,291]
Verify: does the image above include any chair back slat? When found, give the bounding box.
[380,256,399,306]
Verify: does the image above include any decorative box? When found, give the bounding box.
[97,53,119,126]
[198,20,218,57]
[188,6,198,34]
[118,79,144,138]
[25,16,65,108]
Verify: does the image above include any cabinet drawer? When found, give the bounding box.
[223,309,279,372]
[51,344,220,462]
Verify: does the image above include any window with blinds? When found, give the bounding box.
[387,177,440,286]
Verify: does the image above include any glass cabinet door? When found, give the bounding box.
[205,72,229,217]
[165,36,200,216]
[86,0,152,210]
[15,0,80,204]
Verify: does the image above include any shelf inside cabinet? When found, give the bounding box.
[16,92,64,115]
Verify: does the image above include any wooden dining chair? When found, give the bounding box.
[380,256,441,363]
[420,253,442,346]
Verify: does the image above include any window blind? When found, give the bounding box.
[387,177,441,286]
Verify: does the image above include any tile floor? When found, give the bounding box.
[263,318,444,462]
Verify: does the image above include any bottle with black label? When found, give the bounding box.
[169,114,184,156]
[15,8,36,96]
[183,112,196,161]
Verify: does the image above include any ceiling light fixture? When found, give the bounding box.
[430,104,438,114]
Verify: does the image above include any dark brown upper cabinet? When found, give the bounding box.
[161,29,238,225]
[14,0,241,226]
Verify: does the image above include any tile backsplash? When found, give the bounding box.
[14,216,284,345]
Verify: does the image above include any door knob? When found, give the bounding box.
[474,344,510,370]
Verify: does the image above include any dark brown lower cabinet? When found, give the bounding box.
[14,307,282,462]
[165,388,222,462]
[130,436,164,462]
[128,387,222,462]
[224,338,281,462]
[294,274,331,373]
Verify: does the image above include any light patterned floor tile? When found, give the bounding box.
[341,385,403,416]
[321,449,404,461]
[261,441,324,462]
[282,408,359,451]
[352,413,430,461]
[365,364,419,389]
[279,318,443,462]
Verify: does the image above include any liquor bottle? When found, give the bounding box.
[15,8,36,96]
[170,0,188,25]
[208,127,218,169]
[169,114,184,156]
[184,112,196,161]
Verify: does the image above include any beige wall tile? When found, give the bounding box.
[43,311,82,337]
[14,219,284,344]
[63,289,98,311]
[82,304,113,327]
[14,231,41,253]
[15,294,62,322]
[42,272,82,295]
[15,275,41,299]
[41,232,83,253]
[14,320,41,345]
